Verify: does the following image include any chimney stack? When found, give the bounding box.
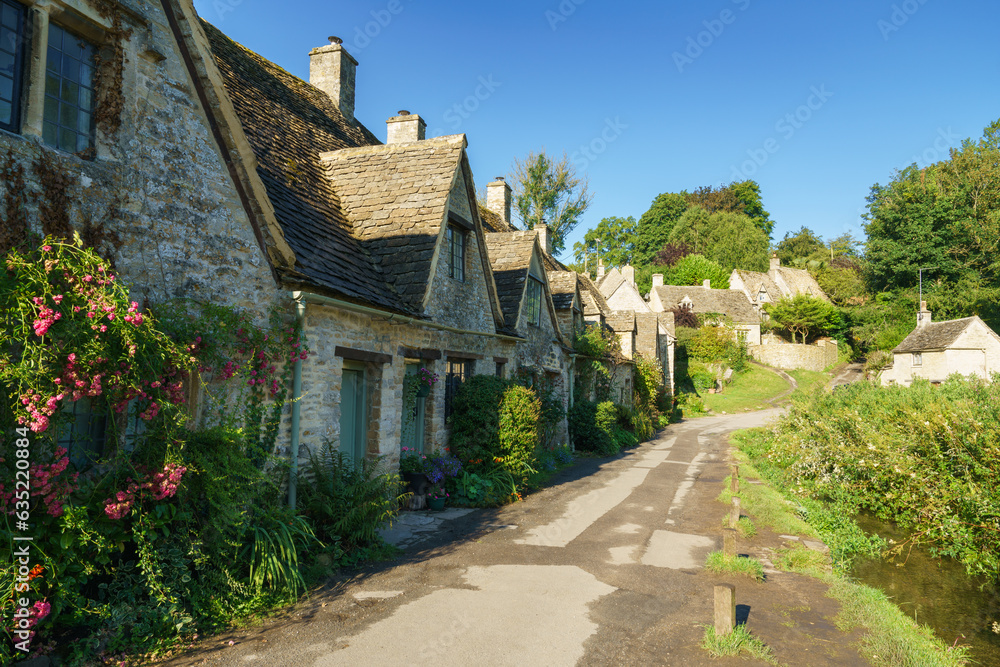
[917,300,932,328]
[535,224,552,255]
[652,273,664,288]
[770,253,781,271]
[622,265,635,286]
[386,110,426,143]
[309,36,357,123]
[597,258,606,279]
[487,177,511,227]
[702,279,711,289]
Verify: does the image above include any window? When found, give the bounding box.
[495,361,506,377]
[57,397,107,469]
[912,352,922,367]
[43,23,95,153]
[444,358,472,418]
[0,0,26,133]
[401,363,427,452]
[757,287,768,303]
[525,276,542,326]
[340,362,368,463]
[446,225,465,281]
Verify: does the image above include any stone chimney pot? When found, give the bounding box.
[770,253,781,271]
[703,279,711,289]
[486,177,512,228]
[917,300,932,328]
[386,112,426,143]
[652,273,664,288]
[535,224,552,256]
[597,258,605,279]
[622,265,635,286]
[309,39,357,123]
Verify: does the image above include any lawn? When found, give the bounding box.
[701,365,791,413]
[787,368,830,402]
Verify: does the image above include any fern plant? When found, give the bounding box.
[300,443,407,551]
[242,512,320,598]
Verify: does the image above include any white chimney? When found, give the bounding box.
[386,110,426,143]
[622,265,635,286]
[535,224,552,255]
[917,301,932,328]
[702,279,711,289]
[487,177,511,227]
[597,258,605,279]
[770,253,781,271]
[309,37,357,123]
[652,274,664,288]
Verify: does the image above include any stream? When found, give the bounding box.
[850,514,1000,664]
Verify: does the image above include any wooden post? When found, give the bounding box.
[729,497,741,528]
[731,465,739,494]
[714,584,736,635]
[723,528,737,556]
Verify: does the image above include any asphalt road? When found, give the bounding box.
[164,408,865,666]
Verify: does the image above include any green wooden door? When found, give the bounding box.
[340,366,366,463]
[402,363,426,452]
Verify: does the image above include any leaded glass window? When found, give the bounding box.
[0,0,25,132]
[43,23,95,153]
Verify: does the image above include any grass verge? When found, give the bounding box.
[701,364,790,413]
[786,369,830,402]
[705,551,765,582]
[702,624,778,663]
[723,432,970,666]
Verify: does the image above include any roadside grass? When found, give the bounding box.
[701,624,778,664]
[736,515,757,538]
[705,551,765,582]
[721,432,969,667]
[827,578,971,667]
[787,369,830,402]
[701,365,790,413]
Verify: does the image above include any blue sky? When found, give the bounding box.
[193,0,1000,262]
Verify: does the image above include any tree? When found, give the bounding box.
[686,180,773,238]
[776,227,825,265]
[573,216,637,269]
[669,207,769,274]
[634,192,689,266]
[764,294,842,344]
[666,254,730,289]
[510,151,593,255]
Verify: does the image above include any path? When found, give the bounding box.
[164,410,868,666]
[829,362,865,389]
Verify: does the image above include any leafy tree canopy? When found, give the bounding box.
[764,294,842,344]
[510,151,593,255]
[633,192,689,266]
[572,216,636,269]
[669,207,769,274]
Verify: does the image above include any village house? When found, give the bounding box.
[647,278,761,346]
[729,254,829,317]
[880,303,1000,386]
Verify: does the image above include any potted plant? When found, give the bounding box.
[427,484,448,511]
[399,446,429,494]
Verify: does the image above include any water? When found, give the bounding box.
[850,513,1000,664]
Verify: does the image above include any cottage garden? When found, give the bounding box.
[0,237,661,664]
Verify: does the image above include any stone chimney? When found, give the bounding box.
[486,177,511,227]
[597,258,605,279]
[622,265,635,286]
[652,273,664,288]
[702,279,711,289]
[917,301,932,328]
[386,110,426,143]
[770,253,781,271]
[535,224,552,255]
[309,37,357,123]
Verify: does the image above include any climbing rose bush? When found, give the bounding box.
[0,238,191,433]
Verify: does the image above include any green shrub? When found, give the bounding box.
[688,361,717,392]
[568,400,616,454]
[617,403,653,442]
[449,375,541,478]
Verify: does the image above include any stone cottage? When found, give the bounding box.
[729,254,829,317]
[648,280,761,346]
[880,303,1000,386]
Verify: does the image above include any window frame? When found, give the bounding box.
[912,352,922,367]
[42,21,97,154]
[446,225,466,282]
[444,358,473,418]
[525,275,543,327]
[0,0,27,134]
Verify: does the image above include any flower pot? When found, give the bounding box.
[402,472,429,495]
[416,384,431,398]
[427,496,446,511]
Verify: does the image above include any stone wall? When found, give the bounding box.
[750,340,838,371]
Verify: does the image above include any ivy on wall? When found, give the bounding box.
[91,0,133,136]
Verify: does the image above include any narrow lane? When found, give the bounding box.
[166,408,863,666]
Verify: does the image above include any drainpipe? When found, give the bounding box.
[288,296,307,511]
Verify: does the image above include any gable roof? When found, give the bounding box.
[606,310,636,333]
[893,317,985,353]
[578,273,611,318]
[484,232,541,330]
[774,266,828,301]
[478,204,517,233]
[652,285,758,323]
[547,271,579,311]
[200,21,412,312]
[319,136,466,313]
[732,269,780,301]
